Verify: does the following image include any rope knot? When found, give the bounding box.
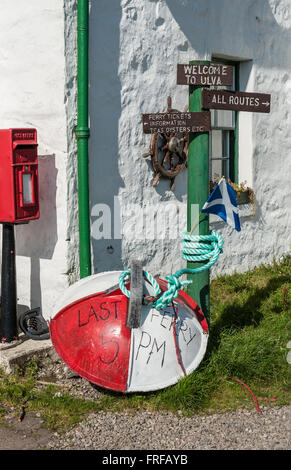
[212,230,224,253]
[165,275,182,298]
[152,275,192,311]
[119,230,224,312]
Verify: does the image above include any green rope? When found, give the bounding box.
[118,269,161,299]
[179,230,224,272]
[118,230,223,310]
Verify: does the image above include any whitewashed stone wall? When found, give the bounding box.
[87,0,291,283]
[0,0,70,320]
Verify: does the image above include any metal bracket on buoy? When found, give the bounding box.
[126,260,143,329]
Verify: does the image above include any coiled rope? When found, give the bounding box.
[119,230,223,310]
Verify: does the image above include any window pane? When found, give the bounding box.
[211,108,235,129]
[211,159,222,182]
[222,158,229,180]
[211,130,223,158]
[211,64,235,129]
[209,62,237,185]
[223,131,230,157]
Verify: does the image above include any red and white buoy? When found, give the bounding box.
[49,271,208,392]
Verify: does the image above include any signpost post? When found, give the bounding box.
[185,61,212,325]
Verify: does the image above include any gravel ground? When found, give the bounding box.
[35,350,291,451]
[47,406,290,451]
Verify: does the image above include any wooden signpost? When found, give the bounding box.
[141,60,271,328]
[177,63,233,86]
[202,89,271,113]
[142,111,211,134]
[175,61,271,326]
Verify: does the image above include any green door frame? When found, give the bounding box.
[211,58,240,184]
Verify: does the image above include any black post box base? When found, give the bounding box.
[0,223,18,342]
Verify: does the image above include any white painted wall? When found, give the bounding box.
[87,0,291,283]
[0,0,69,321]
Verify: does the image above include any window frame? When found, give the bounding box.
[210,58,240,184]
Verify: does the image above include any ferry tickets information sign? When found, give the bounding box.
[202,89,271,113]
[177,63,233,86]
[142,111,211,134]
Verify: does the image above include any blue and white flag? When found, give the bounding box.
[201,178,241,231]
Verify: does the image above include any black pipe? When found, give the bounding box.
[0,223,18,342]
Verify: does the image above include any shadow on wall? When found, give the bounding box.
[15,154,58,314]
[165,0,291,68]
[89,1,124,274]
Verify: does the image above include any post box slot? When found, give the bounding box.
[13,145,37,164]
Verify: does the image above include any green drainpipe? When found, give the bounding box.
[75,0,91,278]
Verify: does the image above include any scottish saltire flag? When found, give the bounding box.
[201,178,241,231]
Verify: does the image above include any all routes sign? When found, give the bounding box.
[202,89,271,113]
[142,111,211,134]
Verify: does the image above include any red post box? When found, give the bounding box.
[0,128,39,223]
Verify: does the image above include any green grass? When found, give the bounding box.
[0,365,121,431]
[0,255,290,430]
[150,255,291,415]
